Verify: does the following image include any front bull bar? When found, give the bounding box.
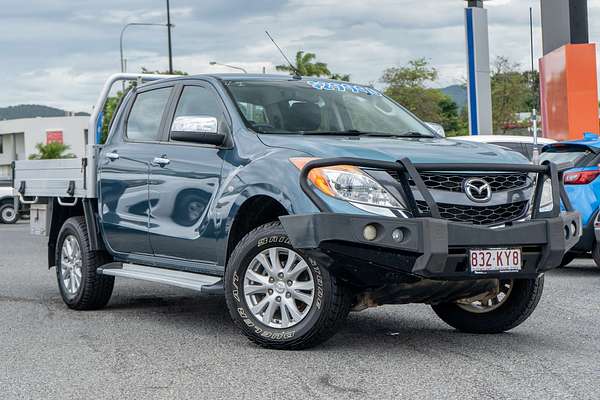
[298,157,574,219]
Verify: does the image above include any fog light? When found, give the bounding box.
[392,228,404,242]
[363,224,377,241]
[571,222,578,237]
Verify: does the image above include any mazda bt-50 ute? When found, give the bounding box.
[12,73,580,349]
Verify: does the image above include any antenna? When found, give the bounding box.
[265,30,302,78]
[530,6,540,165]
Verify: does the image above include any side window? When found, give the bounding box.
[126,87,172,141]
[172,86,229,136]
[238,102,269,124]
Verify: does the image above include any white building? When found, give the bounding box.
[0,116,88,177]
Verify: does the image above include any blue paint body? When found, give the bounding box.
[543,135,600,252]
[465,8,479,136]
[95,75,530,276]
[562,166,600,226]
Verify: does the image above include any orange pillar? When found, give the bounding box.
[539,43,599,141]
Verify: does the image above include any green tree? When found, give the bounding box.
[491,57,531,134]
[276,51,331,77]
[457,106,470,137]
[438,96,462,134]
[99,68,187,144]
[28,142,76,160]
[381,58,437,89]
[329,73,351,82]
[141,67,188,76]
[522,70,540,111]
[381,58,466,136]
[100,91,124,144]
[276,51,350,81]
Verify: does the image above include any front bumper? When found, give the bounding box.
[280,212,581,285]
[291,157,580,286]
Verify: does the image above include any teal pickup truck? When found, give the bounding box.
[12,74,580,349]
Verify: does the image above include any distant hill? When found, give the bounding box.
[440,85,468,110]
[0,104,89,121]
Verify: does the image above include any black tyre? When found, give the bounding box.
[432,277,544,334]
[224,222,351,350]
[592,241,600,268]
[0,203,19,224]
[55,216,114,310]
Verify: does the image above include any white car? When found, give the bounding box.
[452,135,556,161]
[0,186,18,224]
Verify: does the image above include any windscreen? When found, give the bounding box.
[541,146,593,166]
[224,79,435,137]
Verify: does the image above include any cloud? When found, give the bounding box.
[6,68,110,112]
[72,7,193,25]
[1,0,599,110]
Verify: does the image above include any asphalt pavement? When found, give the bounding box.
[1,221,599,400]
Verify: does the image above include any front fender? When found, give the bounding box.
[212,147,378,266]
[212,150,317,266]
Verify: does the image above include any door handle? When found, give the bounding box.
[105,152,119,161]
[152,157,170,167]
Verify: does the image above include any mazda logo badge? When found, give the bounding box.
[463,178,492,203]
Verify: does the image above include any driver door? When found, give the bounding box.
[148,82,229,263]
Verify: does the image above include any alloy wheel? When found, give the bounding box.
[60,235,83,298]
[243,247,315,329]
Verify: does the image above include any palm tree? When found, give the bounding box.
[329,73,351,82]
[29,142,76,160]
[276,51,331,77]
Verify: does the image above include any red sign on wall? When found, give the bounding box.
[46,130,63,144]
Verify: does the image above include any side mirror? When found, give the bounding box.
[425,122,445,137]
[170,116,225,145]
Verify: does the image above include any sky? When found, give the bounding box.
[2,0,600,112]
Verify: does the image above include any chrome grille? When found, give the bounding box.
[416,200,529,225]
[387,171,530,192]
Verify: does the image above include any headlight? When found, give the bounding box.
[290,158,404,209]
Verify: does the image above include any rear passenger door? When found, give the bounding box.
[99,84,174,255]
[148,82,229,264]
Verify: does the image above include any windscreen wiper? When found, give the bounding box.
[300,130,434,138]
[393,131,435,138]
[352,131,435,138]
[300,130,364,136]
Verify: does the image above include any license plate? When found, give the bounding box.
[469,248,522,273]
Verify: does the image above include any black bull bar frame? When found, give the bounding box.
[299,157,573,217]
[279,157,581,282]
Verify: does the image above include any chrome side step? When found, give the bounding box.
[98,263,223,294]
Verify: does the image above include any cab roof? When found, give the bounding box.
[140,73,355,88]
[205,73,304,81]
